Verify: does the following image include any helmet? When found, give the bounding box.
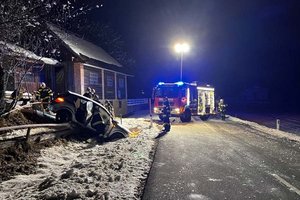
[40,82,46,88]
[92,89,96,94]
[86,87,92,92]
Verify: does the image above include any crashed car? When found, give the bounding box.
[49,91,130,139]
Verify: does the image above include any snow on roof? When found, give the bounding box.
[48,24,122,67]
[0,41,59,65]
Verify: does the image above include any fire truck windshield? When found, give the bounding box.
[155,86,181,98]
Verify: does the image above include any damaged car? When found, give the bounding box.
[49,91,130,139]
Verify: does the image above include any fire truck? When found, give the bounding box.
[152,81,215,122]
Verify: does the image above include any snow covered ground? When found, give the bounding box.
[0,110,299,200]
[229,112,300,136]
[229,116,300,142]
[0,117,160,200]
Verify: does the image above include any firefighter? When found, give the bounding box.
[218,98,227,120]
[94,94,101,103]
[35,82,53,110]
[162,97,171,132]
[83,87,92,98]
[91,106,106,133]
[91,88,96,99]
[104,100,114,116]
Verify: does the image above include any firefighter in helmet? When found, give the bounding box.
[162,97,171,132]
[83,87,92,98]
[35,82,53,110]
[218,98,227,120]
[104,100,114,116]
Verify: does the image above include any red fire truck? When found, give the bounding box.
[152,81,215,122]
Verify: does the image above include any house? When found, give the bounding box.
[2,25,132,116]
[47,24,132,116]
[0,41,59,93]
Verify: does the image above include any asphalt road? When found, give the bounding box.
[142,118,300,200]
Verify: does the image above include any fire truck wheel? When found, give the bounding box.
[180,110,191,122]
[200,115,210,121]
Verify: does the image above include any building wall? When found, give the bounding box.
[73,62,84,94]
[14,66,40,92]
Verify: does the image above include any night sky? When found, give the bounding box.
[94,0,300,108]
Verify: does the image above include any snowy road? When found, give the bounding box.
[143,117,300,200]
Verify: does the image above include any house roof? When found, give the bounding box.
[48,24,122,67]
[0,41,60,65]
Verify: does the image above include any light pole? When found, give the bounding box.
[174,43,190,81]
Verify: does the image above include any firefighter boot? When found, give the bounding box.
[163,123,171,132]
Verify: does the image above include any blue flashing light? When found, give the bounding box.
[176,81,184,86]
[158,82,165,85]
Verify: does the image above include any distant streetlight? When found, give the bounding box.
[174,42,190,81]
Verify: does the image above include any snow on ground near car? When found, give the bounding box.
[1,110,299,200]
[229,116,300,142]
[0,117,160,200]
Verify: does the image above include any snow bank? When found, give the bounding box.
[0,118,159,200]
[229,116,300,143]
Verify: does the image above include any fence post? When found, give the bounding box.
[276,119,280,130]
[25,128,31,142]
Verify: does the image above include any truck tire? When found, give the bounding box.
[180,109,191,122]
[200,115,210,121]
[56,110,72,123]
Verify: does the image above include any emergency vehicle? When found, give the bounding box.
[152,81,215,122]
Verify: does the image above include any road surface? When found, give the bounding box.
[143,117,300,200]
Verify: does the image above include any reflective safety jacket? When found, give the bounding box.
[36,87,53,100]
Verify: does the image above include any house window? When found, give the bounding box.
[118,78,124,88]
[84,66,102,98]
[104,70,115,99]
[89,72,99,85]
[107,75,113,87]
[117,74,126,99]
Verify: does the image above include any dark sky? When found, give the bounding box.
[94,0,300,105]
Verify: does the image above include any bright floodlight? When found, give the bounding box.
[174,43,190,53]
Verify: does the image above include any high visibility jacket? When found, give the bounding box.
[36,87,53,100]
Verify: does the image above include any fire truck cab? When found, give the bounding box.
[152,81,215,122]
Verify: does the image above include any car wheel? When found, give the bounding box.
[200,115,210,121]
[56,110,72,123]
[107,132,125,142]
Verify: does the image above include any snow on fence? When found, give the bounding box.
[127,98,149,115]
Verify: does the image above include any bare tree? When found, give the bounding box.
[0,0,102,115]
